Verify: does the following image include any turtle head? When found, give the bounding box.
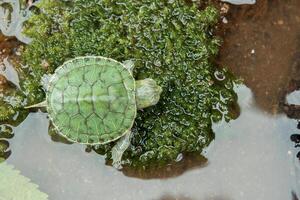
[135,78,162,109]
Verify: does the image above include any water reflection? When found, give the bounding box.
[156,194,233,200]
[292,191,299,200]
[121,153,207,179]
[2,84,297,200]
[156,194,194,200]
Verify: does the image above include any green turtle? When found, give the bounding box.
[26,56,162,168]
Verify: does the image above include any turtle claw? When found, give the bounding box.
[40,74,52,91]
[112,160,122,170]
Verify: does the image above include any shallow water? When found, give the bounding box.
[1,85,298,200]
[1,0,300,199]
[287,91,300,105]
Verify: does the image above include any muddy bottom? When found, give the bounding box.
[218,0,300,113]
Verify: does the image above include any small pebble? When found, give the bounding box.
[277,20,284,25]
[41,60,50,69]
[85,145,92,153]
[220,4,229,14]
[222,17,228,24]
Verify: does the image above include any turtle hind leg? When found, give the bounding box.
[111,130,131,169]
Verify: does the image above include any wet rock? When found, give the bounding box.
[291,134,300,144]
[290,133,300,166]
[282,104,300,119]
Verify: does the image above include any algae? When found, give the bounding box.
[1,0,238,166]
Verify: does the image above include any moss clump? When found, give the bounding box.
[22,0,237,165]
[0,125,13,161]
[0,73,24,122]
[0,57,44,161]
[0,60,44,124]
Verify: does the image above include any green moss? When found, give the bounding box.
[0,80,24,122]
[0,63,44,123]
[0,125,13,161]
[21,0,238,165]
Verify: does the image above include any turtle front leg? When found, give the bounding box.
[122,60,134,75]
[111,130,131,169]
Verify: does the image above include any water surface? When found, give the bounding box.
[3,85,298,200]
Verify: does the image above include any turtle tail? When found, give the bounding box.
[24,100,47,109]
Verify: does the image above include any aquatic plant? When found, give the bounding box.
[0,162,49,200]
[0,0,37,44]
[0,74,23,120]
[0,57,43,161]
[21,0,237,166]
[0,60,43,123]
[0,125,13,160]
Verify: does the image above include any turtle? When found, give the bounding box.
[26,56,162,168]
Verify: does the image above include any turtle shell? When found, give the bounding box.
[46,56,136,144]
